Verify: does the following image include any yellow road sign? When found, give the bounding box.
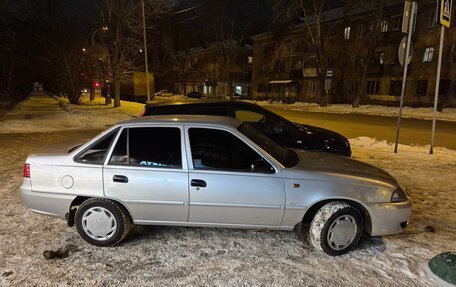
[439,0,452,28]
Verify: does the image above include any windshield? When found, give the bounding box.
[238,123,298,168]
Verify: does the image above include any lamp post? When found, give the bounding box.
[141,0,151,102]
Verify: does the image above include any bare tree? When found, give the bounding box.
[94,0,174,106]
[272,0,329,106]
[438,44,456,111]
[202,0,252,99]
[349,0,386,108]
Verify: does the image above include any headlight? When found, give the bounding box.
[391,187,407,202]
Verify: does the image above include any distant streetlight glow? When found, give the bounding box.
[82,48,87,52]
[139,49,143,53]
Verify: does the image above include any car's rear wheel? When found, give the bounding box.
[75,198,130,246]
[308,202,363,256]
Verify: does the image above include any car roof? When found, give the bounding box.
[118,114,242,127]
[145,99,259,108]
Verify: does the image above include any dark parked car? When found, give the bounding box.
[141,100,351,156]
[187,91,202,99]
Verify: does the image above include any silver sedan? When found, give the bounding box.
[20,115,412,255]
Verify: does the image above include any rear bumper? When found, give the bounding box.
[366,199,412,236]
[20,181,76,219]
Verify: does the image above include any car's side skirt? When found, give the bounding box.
[132,220,295,231]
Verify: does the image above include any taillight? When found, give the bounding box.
[24,163,30,178]
[138,108,146,117]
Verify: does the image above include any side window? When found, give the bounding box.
[235,109,283,135]
[110,127,182,168]
[235,109,303,147]
[76,128,119,164]
[189,128,274,173]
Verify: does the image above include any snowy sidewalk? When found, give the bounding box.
[0,93,136,133]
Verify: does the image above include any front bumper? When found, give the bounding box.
[366,199,412,236]
[20,179,76,219]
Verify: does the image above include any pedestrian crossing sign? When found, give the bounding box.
[439,0,452,27]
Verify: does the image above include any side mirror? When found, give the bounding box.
[250,159,275,173]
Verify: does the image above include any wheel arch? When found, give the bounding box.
[66,196,133,227]
[299,199,372,236]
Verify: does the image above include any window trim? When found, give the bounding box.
[184,125,280,175]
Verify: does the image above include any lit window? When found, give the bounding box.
[423,47,435,62]
[344,26,351,40]
[248,56,253,64]
[379,52,385,64]
[380,20,389,32]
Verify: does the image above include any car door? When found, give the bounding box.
[231,107,306,149]
[185,126,285,226]
[103,125,189,224]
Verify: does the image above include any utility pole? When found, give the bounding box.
[430,0,452,154]
[394,1,416,153]
[141,0,151,102]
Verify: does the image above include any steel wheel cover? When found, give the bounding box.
[81,207,117,241]
[327,215,358,250]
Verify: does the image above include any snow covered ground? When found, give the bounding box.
[0,94,455,286]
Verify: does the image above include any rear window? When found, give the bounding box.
[109,127,182,168]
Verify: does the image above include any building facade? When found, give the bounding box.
[175,40,253,98]
[252,0,456,107]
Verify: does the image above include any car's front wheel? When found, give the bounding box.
[309,202,363,256]
[75,198,131,246]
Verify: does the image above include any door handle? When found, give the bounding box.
[113,175,128,183]
[191,179,206,187]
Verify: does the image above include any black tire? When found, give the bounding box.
[75,198,131,247]
[308,202,363,256]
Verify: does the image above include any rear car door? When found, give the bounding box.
[186,126,285,226]
[103,125,189,224]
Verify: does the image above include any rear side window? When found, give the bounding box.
[75,128,119,164]
[109,127,182,168]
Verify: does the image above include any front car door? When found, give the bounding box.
[185,125,285,226]
[103,124,189,224]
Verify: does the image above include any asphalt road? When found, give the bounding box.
[269,107,456,150]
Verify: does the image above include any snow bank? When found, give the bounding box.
[256,101,456,122]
